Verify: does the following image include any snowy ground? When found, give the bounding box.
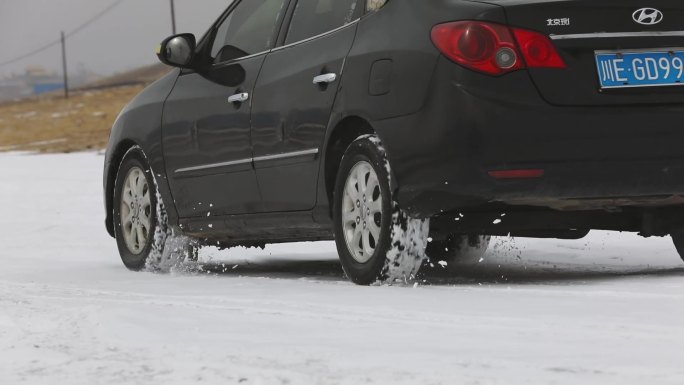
[1,152,684,385]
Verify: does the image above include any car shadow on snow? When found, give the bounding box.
[197,256,347,282]
[417,262,684,286]
[193,255,684,286]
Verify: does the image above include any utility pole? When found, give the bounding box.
[60,31,69,99]
[170,0,177,35]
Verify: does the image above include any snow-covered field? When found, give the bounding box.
[1,152,684,385]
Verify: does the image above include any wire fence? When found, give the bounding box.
[0,0,129,69]
[0,0,235,102]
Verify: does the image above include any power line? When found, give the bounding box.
[0,0,126,68]
[0,37,62,68]
[64,0,127,39]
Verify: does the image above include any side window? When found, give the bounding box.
[211,0,286,63]
[367,0,387,12]
[285,0,358,45]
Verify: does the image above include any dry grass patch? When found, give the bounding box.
[0,85,144,153]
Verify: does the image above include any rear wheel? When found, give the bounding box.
[333,135,429,285]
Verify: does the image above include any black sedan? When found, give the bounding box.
[104,0,684,284]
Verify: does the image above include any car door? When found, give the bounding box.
[162,0,288,218]
[250,0,362,212]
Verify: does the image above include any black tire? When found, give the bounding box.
[333,135,429,285]
[671,232,684,262]
[113,147,168,270]
[426,234,491,269]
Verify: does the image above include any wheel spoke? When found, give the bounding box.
[135,172,146,196]
[342,209,357,225]
[141,197,152,211]
[136,224,146,247]
[362,228,375,256]
[367,198,382,214]
[122,207,134,225]
[357,165,368,195]
[345,178,359,201]
[366,177,379,200]
[368,219,381,242]
[123,220,131,235]
[141,184,150,201]
[352,225,363,256]
[140,212,151,230]
[127,173,138,195]
[122,190,134,208]
[124,223,136,249]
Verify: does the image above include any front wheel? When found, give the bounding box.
[333,135,429,285]
[113,147,167,270]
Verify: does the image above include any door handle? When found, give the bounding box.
[228,92,249,103]
[313,73,337,85]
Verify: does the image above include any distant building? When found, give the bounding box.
[0,65,99,102]
[24,66,65,95]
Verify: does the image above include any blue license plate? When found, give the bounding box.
[595,50,684,89]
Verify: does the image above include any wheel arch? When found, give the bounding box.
[104,139,139,237]
[323,115,378,216]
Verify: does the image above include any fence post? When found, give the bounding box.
[61,31,69,99]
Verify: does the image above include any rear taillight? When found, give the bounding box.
[431,21,566,75]
[512,28,566,68]
[431,21,522,75]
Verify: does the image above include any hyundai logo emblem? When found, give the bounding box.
[633,8,663,25]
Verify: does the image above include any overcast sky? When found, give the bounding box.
[0,0,231,78]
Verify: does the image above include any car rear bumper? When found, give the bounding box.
[398,158,684,217]
[374,57,684,218]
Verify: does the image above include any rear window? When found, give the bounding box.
[285,0,358,45]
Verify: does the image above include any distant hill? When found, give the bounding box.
[0,63,175,153]
[78,63,171,90]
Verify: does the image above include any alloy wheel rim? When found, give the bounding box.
[120,167,152,255]
[341,161,384,263]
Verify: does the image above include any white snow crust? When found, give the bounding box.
[1,152,684,384]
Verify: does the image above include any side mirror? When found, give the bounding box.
[157,34,196,68]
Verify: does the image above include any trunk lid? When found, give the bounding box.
[473,0,684,106]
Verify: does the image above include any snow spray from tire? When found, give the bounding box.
[363,135,431,284]
[139,154,199,273]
